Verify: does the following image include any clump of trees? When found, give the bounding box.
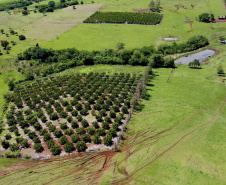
[149,0,161,12]
[0,0,33,12]
[217,63,225,76]
[198,13,215,23]
[188,59,201,68]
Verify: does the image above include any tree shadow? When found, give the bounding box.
[135,102,145,112]
[189,67,202,69]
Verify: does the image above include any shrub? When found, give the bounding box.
[80,108,88,116]
[59,111,67,118]
[43,133,51,141]
[121,106,128,114]
[71,134,80,143]
[64,128,74,136]
[82,134,91,143]
[71,120,79,129]
[112,105,119,112]
[71,110,78,116]
[1,140,10,149]
[96,128,106,136]
[60,122,68,130]
[50,145,61,155]
[76,127,85,135]
[53,129,63,138]
[77,115,83,121]
[81,119,89,128]
[21,139,30,148]
[5,151,21,158]
[49,125,56,132]
[76,141,87,152]
[104,116,111,123]
[58,135,68,145]
[10,143,19,152]
[75,103,83,111]
[34,122,42,131]
[28,131,36,139]
[33,137,41,144]
[102,122,110,130]
[39,129,48,136]
[92,121,99,129]
[109,110,116,118]
[34,143,44,153]
[50,113,58,120]
[95,114,103,122]
[107,129,117,137]
[46,139,55,149]
[112,122,119,130]
[103,135,113,146]
[64,142,75,153]
[92,134,101,144]
[19,35,26,40]
[5,133,12,140]
[87,127,95,135]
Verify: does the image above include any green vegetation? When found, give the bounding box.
[84,11,163,25]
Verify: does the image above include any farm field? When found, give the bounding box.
[0,0,225,184]
[0,52,225,184]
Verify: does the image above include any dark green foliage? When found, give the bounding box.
[121,106,128,114]
[64,128,74,136]
[198,13,214,23]
[112,105,119,112]
[71,134,80,143]
[82,134,91,143]
[43,133,51,141]
[96,128,106,136]
[50,145,61,155]
[102,122,110,130]
[109,110,116,118]
[92,121,99,129]
[21,139,29,148]
[84,12,163,25]
[34,122,42,131]
[19,35,26,40]
[34,143,44,153]
[59,111,67,118]
[80,108,88,116]
[77,115,83,121]
[112,122,119,130]
[71,110,78,116]
[58,135,68,145]
[92,134,101,144]
[0,0,33,12]
[103,135,113,146]
[48,125,56,132]
[76,141,87,152]
[5,133,12,140]
[60,122,68,130]
[28,131,36,139]
[75,103,82,111]
[10,143,19,152]
[33,137,40,144]
[87,127,95,135]
[107,129,117,137]
[1,140,10,149]
[64,142,75,153]
[46,139,55,149]
[50,113,59,120]
[76,127,85,135]
[71,120,79,129]
[81,119,89,128]
[53,129,63,138]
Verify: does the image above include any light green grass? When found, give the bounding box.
[45,0,226,50]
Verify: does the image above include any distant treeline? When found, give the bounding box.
[0,0,37,11]
[17,35,208,78]
[83,12,163,25]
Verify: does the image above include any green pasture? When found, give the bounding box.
[99,51,226,184]
[45,0,226,50]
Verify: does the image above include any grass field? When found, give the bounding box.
[45,0,226,50]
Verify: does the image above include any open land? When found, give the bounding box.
[0,0,225,184]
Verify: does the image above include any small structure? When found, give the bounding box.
[218,16,226,20]
[28,9,37,12]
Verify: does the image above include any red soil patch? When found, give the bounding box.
[124,167,128,175]
[213,19,226,23]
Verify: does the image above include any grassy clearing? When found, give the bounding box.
[45,0,226,50]
[52,64,146,76]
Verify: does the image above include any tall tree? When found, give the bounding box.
[149,0,155,11]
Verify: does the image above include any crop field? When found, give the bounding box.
[0,0,225,184]
[1,72,142,156]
